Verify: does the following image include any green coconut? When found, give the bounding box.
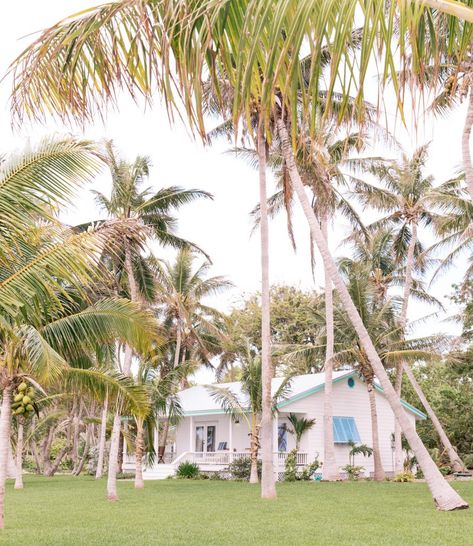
[14,393,23,403]
[17,382,27,392]
[15,406,25,414]
[26,404,34,412]
[22,396,31,405]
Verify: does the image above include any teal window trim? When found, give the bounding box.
[333,416,361,444]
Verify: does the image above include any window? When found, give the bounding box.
[195,426,205,452]
[333,416,361,443]
[278,423,288,452]
[347,377,355,388]
[206,425,216,452]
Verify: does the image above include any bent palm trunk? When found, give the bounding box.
[0,385,12,530]
[277,117,468,511]
[95,394,108,479]
[403,363,466,472]
[258,123,276,499]
[366,379,386,481]
[321,214,339,481]
[14,419,24,489]
[134,418,145,489]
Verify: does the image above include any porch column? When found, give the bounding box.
[273,413,279,479]
[189,415,194,452]
[228,417,233,452]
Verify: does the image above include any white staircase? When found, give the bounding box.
[143,464,175,480]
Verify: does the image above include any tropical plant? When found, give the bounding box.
[393,470,416,482]
[287,414,316,451]
[348,441,373,467]
[227,457,262,481]
[176,461,200,479]
[342,464,365,481]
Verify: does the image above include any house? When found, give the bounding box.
[125,369,426,479]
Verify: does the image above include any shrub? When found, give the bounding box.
[227,457,261,480]
[462,454,473,469]
[117,472,135,480]
[393,471,415,482]
[300,458,321,481]
[342,464,365,481]
[176,461,200,479]
[284,449,298,482]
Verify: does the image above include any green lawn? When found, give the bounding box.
[2,476,473,545]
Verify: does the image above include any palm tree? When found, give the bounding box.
[287,413,316,451]
[208,341,290,484]
[8,0,472,511]
[352,146,466,472]
[152,248,231,458]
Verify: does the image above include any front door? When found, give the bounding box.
[195,424,216,452]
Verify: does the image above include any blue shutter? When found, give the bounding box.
[333,417,361,443]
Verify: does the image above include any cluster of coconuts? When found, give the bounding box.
[12,382,36,418]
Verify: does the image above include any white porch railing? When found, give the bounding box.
[125,451,309,468]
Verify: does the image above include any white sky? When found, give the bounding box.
[1,2,470,368]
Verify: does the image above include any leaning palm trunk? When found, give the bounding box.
[134,418,145,489]
[0,386,12,529]
[249,415,260,484]
[276,117,468,510]
[366,379,386,481]
[258,124,276,499]
[402,363,466,472]
[462,87,473,202]
[107,412,121,501]
[321,214,339,481]
[95,394,109,479]
[394,224,417,472]
[14,419,24,489]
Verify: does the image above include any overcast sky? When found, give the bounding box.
[1,2,470,367]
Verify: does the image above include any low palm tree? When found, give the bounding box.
[208,342,290,484]
[287,414,316,451]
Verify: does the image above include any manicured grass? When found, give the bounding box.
[2,476,473,545]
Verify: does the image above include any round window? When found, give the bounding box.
[347,377,355,388]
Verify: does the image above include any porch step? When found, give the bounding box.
[142,464,176,480]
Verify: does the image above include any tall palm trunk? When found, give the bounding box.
[0,385,12,529]
[258,123,276,499]
[462,87,473,202]
[107,412,121,501]
[276,117,468,510]
[134,418,145,489]
[321,213,339,481]
[249,414,259,484]
[366,378,386,481]
[95,393,108,479]
[14,419,24,489]
[107,240,138,500]
[394,223,417,472]
[402,363,466,472]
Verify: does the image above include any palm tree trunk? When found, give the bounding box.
[462,86,473,202]
[366,379,386,481]
[107,412,121,501]
[276,117,468,510]
[258,122,276,499]
[158,419,170,463]
[14,419,24,490]
[134,418,145,489]
[321,213,339,481]
[394,223,417,472]
[249,414,259,484]
[95,394,108,479]
[0,385,12,530]
[74,424,92,476]
[402,363,466,472]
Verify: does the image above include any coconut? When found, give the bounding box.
[18,382,27,392]
[22,396,31,405]
[14,393,23,403]
[26,404,34,412]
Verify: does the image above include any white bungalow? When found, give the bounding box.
[126,369,426,479]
